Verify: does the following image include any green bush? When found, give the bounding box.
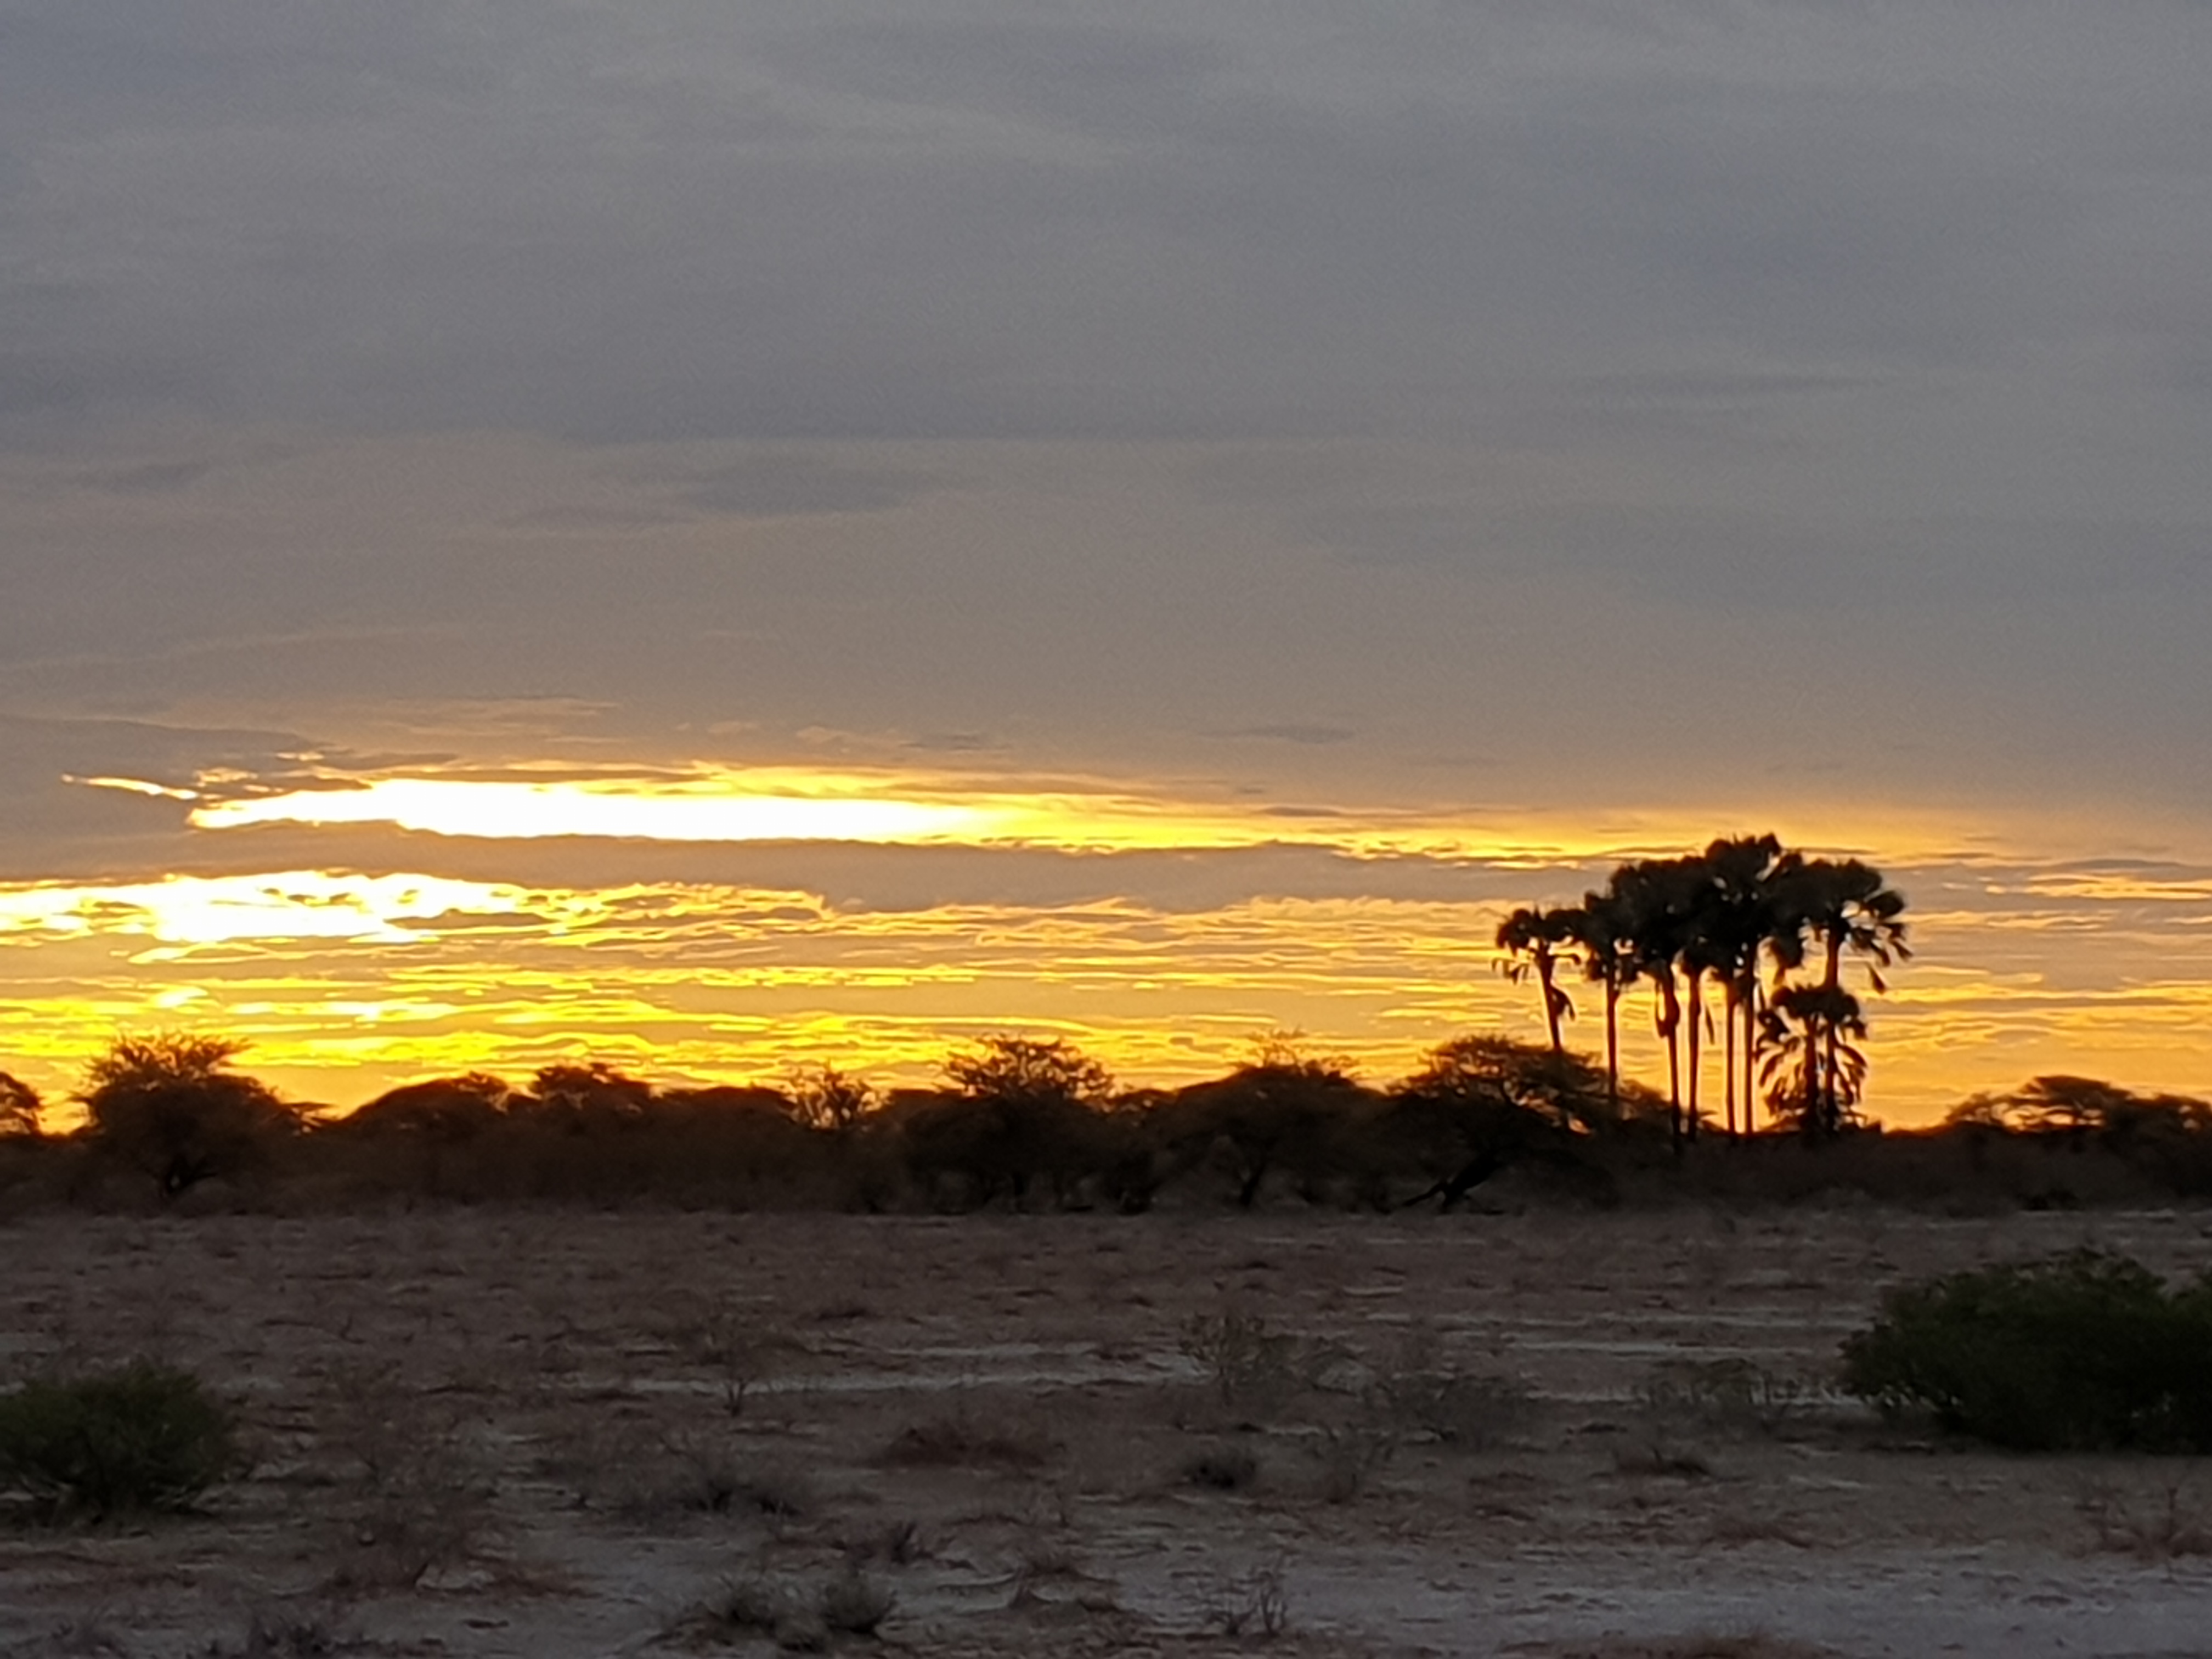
[0,1362,244,1520]
[1841,1250,2212,1451]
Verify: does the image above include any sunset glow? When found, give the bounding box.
[5,4,2210,1137]
[141,765,2041,867]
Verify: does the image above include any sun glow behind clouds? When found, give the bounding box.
[191,776,994,845]
[0,854,2210,1121]
[0,872,538,947]
[161,766,1999,865]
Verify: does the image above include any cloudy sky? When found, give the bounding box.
[3,2,2210,1118]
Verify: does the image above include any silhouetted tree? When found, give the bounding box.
[1494,906,1580,1053]
[1609,856,1702,1146]
[1565,891,1637,1111]
[0,1070,42,1137]
[1768,855,1909,1132]
[1760,984,1868,1138]
[1945,1076,2212,1139]
[1151,1037,1375,1209]
[1387,1035,1616,1210]
[786,1063,878,1133]
[346,1072,511,1139]
[1688,834,1785,1138]
[944,1035,1114,1109]
[77,1034,297,1198]
[523,1060,654,1130]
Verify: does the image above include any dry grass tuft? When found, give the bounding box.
[882,1407,1058,1470]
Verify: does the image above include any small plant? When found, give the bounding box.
[1314,1420,1398,1504]
[216,1608,362,1657]
[695,1567,890,1650]
[661,1297,781,1417]
[1841,1249,2212,1452]
[882,1404,1056,1469]
[1633,1359,1823,1440]
[318,1363,490,1589]
[680,1448,814,1524]
[698,1573,825,1651]
[1180,1444,1260,1492]
[1179,1312,1310,1418]
[2077,1475,2212,1560]
[1369,1369,1535,1451]
[0,1361,243,1522]
[1205,1556,1290,1639]
[819,1565,896,1635]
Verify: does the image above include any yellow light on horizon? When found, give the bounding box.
[0,871,537,946]
[192,777,992,845]
[162,766,2005,867]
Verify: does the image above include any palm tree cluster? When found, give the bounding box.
[1494,837,1909,1143]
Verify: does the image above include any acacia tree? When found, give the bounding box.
[77,1034,297,1198]
[943,1035,1114,1108]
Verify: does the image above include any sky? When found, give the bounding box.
[3,2,2211,1121]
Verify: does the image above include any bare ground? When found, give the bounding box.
[3,1204,2211,1657]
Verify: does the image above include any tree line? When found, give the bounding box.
[1493,834,1909,1144]
[6,1023,2212,1216]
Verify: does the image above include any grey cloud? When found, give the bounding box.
[637,454,944,519]
[1224,724,1359,747]
[74,460,214,496]
[751,18,1234,139]
[902,732,1001,754]
[1,2,2210,821]
[5,3,2203,447]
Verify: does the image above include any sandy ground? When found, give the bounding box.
[3,1203,2211,1658]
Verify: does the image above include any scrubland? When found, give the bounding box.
[4,1203,2212,1658]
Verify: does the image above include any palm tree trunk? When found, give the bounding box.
[1685,967,1706,1143]
[1722,982,1738,1140]
[1656,974,1683,1147]
[1742,979,1760,1133]
[1537,945,1565,1054]
[1604,974,1621,1111]
[1820,933,1846,1131]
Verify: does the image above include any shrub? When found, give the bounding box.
[1178,1311,1323,1418]
[0,1362,244,1521]
[1179,1444,1260,1491]
[818,1566,896,1636]
[1369,1369,1535,1451]
[1840,1249,2212,1451]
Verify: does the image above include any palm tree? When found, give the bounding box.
[1759,983,1868,1137]
[1768,856,1909,1132]
[1608,856,1702,1146]
[1688,834,1784,1139]
[1566,891,1636,1113]
[1494,905,1580,1054]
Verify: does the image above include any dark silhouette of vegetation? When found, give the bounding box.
[1507,837,1910,1147]
[0,1362,244,1522]
[0,1070,41,1138]
[8,837,2212,1216]
[2,1026,2210,1214]
[787,1063,878,1133]
[1842,1251,2212,1452]
[76,1034,301,1199]
[1494,907,1579,1054]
